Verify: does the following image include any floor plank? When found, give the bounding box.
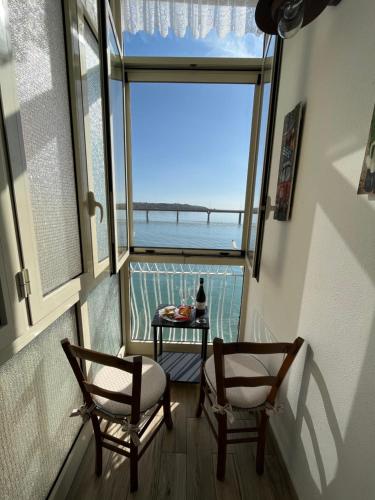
[186,416,217,500]
[156,453,186,500]
[161,383,197,454]
[212,454,242,500]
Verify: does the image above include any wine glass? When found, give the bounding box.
[179,286,192,307]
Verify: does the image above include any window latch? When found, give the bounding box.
[16,268,31,299]
[88,191,104,223]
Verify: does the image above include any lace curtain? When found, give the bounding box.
[123,0,261,39]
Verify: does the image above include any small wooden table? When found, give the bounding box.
[151,304,210,383]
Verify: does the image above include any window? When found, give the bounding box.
[248,36,282,279]
[79,17,110,270]
[125,30,263,58]
[8,0,82,296]
[248,82,271,252]
[102,7,129,272]
[87,273,122,359]
[130,82,255,251]
[123,1,263,58]
[1,0,83,324]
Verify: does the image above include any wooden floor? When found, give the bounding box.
[67,383,297,500]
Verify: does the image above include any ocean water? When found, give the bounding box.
[132,210,257,250]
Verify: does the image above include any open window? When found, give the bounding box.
[123,56,266,258]
[75,1,111,277]
[246,35,282,279]
[99,0,129,273]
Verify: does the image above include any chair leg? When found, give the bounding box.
[196,365,206,418]
[129,441,139,492]
[216,413,227,481]
[256,412,269,475]
[163,374,173,430]
[91,416,102,477]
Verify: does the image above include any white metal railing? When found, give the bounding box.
[130,263,243,343]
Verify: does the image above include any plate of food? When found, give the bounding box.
[159,305,193,322]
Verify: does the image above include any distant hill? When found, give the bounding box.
[132,202,210,211]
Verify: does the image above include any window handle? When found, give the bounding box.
[261,196,276,221]
[87,191,104,223]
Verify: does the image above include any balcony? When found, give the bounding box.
[130,262,244,343]
[1,0,374,499]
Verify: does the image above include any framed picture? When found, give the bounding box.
[274,102,303,221]
[358,105,375,194]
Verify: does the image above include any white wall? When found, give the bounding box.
[245,1,375,499]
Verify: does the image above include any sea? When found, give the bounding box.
[132,210,257,250]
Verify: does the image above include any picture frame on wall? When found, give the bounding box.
[274,102,303,221]
[357,104,375,194]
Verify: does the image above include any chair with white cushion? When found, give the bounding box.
[61,339,173,492]
[196,336,304,480]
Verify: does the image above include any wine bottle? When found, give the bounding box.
[195,278,206,317]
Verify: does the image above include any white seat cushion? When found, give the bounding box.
[204,353,270,409]
[92,356,166,416]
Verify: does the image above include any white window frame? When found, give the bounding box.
[0,108,29,352]
[0,0,83,325]
[245,35,282,279]
[124,58,271,257]
[64,0,112,279]
[99,0,130,273]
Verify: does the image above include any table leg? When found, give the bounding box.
[159,326,163,356]
[153,326,157,361]
[202,328,208,360]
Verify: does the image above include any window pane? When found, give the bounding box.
[8,0,82,295]
[131,262,243,343]
[87,273,122,361]
[108,24,128,256]
[83,0,97,26]
[0,307,82,499]
[83,22,109,262]
[130,83,254,250]
[124,30,264,58]
[248,82,271,253]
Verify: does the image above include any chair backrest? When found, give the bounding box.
[61,338,142,424]
[213,337,304,408]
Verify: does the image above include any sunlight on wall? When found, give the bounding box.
[297,204,374,437]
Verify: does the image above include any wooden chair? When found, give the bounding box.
[61,339,173,492]
[196,336,304,480]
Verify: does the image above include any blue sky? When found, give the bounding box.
[124,28,263,58]
[124,29,263,210]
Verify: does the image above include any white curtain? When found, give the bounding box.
[123,0,261,39]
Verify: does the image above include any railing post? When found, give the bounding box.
[238,212,242,225]
[146,210,149,223]
[177,210,179,223]
[207,211,210,224]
